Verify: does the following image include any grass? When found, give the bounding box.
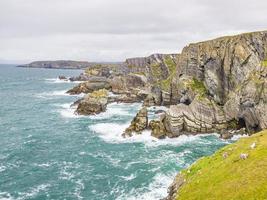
[176,129,267,200]
[261,60,267,67]
[187,78,208,99]
[164,55,177,74]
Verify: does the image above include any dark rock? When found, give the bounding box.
[58,75,67,80]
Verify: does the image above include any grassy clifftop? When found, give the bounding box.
[174,130,267,200]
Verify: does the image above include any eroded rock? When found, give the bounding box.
[122,107,148,137]
[76,89,108,115]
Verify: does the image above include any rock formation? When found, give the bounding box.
[67,77,111,95]
[75,89,108,115]
[65,30,267,138]
[122,107,148,137]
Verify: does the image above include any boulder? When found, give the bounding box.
[149,120,167,139]
[122,107,148,137]
[58,75,67,80]
[76,89,108,115]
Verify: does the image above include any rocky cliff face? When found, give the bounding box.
[167,31,267,135]
[66,30,267,137]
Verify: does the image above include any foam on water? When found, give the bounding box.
[45,78,84,84]
[88,102,141,120]
[0,192,14,200]
[90,121,221,147]
[117,173,174,200]
[35,90,84,99]
[17,184,50,200]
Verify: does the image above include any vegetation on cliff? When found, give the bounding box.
[173,130,267,200]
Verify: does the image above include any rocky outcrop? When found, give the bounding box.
[76,89,108,115]
[110,73,147,94]
[149,119,167,139]
[67,77,111,95]
[122,107,148,137]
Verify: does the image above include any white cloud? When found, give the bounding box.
[0,0,267,63]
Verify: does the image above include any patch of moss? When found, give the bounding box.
[261,60,267,67]
[227,119,239,129]
[163,55,176,74]
[151,62,162,79]
[188,78,208,98]
[177,130,267,200]
[89,89,108,99]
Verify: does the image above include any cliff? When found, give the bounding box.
[66,30,267,138]
[165,30,267,136]
[165,129,267,200]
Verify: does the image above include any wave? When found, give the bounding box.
[88,102,141,120]
[117,173,174,200]
[54,103,83,119]
[35,90,84,99]
[0,192,14,200]
[45,78,84,84]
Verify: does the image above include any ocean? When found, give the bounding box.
[0,65,233,200]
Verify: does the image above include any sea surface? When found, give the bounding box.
[0,65,235,200]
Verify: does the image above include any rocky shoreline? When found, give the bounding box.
[56,30,267,141]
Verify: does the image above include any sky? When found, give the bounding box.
[0,0,267,64]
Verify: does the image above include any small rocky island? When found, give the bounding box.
[47,30,267,141]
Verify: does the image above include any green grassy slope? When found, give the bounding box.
[176,130,267,200]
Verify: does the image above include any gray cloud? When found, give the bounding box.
[0,0,267,63]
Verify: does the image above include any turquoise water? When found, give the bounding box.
[0,65,232,200]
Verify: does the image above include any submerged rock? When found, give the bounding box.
[122,107,148,137]
[58,75,67,80]
[76,89,108,115]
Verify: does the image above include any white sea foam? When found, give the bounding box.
[231,134,249,141]
[0,192,14,200]
[88,102,139,120]
[45,78,85,84]
[117,173,175,200]
[119,173,137,181]
[36,90,84,99]
[90,122,215,147]
[73,179,85,200]
[54,103,83,119]
[0,165,6,172]
[17,184,50,200]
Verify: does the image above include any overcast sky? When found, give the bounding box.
[0,0,267,63]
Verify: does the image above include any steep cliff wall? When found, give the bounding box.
[166,31,267,135]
